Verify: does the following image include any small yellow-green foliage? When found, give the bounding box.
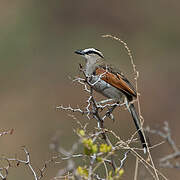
[83,138,93,146]
[77,129,85,137]
[119,169,124,177]
[91,144,98,154]
[77,166,88,178]
[99,144,112,153]
[82,138,98,155]
[114,168,124,179]
[108,170,113,180]
[96,157,103,162]
[108,168,124,179]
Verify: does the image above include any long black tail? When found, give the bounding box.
[128,103,147,153]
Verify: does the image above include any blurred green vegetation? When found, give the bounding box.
[0,0,180,179]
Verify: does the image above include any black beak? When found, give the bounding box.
[74,50,84,55]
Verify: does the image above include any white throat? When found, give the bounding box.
[85,59,97,76]
[84,56,101,76]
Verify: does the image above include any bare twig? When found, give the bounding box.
[0,129,14,137]
[145,121,180,169]
[0,147,38,180]
[0,147,59,180]
[134,157,139,180]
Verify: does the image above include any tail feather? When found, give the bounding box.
[128,103,147,153]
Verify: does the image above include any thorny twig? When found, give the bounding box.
[86,87,118,173]
[0,147,59,180]
[117,150,130,171]
[0,129,14,137]
[52,129,129,180]
[57,72,127,177]
[145,121,180,168]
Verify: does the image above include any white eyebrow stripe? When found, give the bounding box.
[83,48,99,53]
[83,48,104,58]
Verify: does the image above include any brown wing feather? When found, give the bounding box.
[96,68,137,98]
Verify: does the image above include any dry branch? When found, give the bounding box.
[145,121,180,169]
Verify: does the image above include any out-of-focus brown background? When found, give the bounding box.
[0,0,180,179]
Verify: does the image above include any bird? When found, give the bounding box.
[75,47,147,153]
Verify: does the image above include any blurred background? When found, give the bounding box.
[0,0,180,179]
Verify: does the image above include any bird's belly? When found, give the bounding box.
[89,76,123,101]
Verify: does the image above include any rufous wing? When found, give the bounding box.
[95,68,137,98]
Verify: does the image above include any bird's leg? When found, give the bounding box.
[103,103,119,122]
